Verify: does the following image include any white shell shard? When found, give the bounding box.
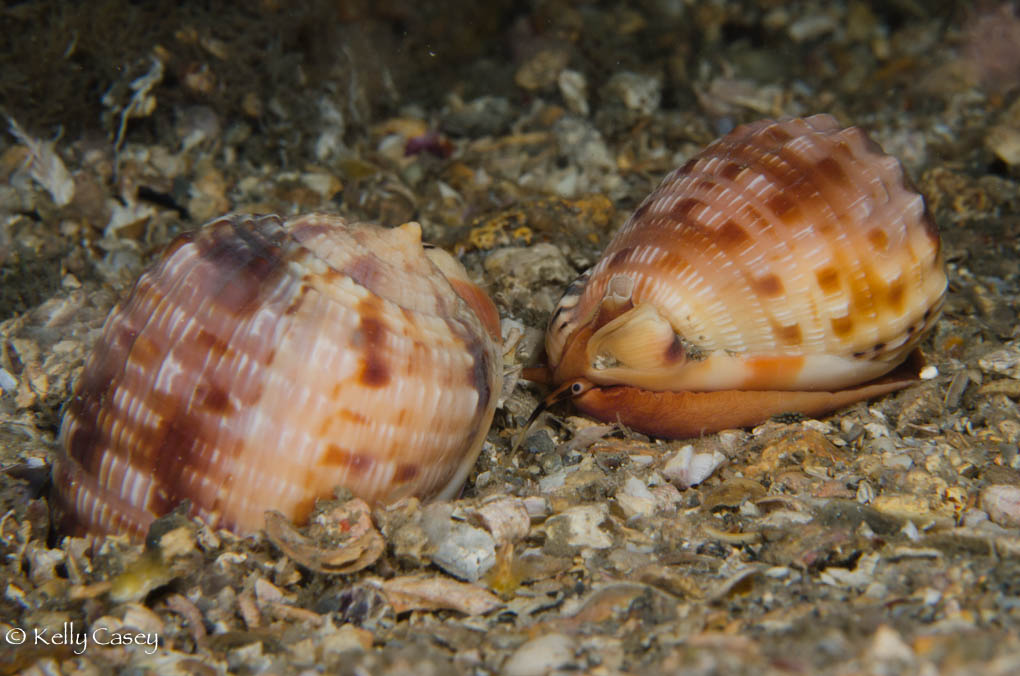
[7,115,75,207]
[662,445,726,489]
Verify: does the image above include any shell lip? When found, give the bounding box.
[548,270,643,384]
[549,322,595,384]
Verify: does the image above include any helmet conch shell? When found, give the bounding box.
[544,115,946,438]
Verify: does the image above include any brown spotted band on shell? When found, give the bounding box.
[53,213,502,537]
[544,115,947,438]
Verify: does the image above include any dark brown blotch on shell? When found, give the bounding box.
[750,273,784,297]
[670,197,703,222]
[663,335,686,363]
[355,296,392,387]
[322,444,375,474]
[816,266,841,294]
[606,247,634,269]
[394,463,420,483]
[194,215,290,317]
[716,220,750,251]
[345,254,386,292]
[772,321,803,346]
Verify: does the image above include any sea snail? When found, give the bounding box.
[543,115,947,438]
[53,213,502,537]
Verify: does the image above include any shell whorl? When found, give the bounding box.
[548,114,946,394]
[54,213,502,537]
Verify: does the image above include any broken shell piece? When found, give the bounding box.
[615,475,658,519]
[542,504,613,551]
[427,518,497,583]
[467,496,531,546]
[26,543,65,585]
[662,445,726,489]
[709,566,764,601]
[6,115,75,207]
[109,549,176,603]
[820,551,881,588]
[381,575,503,615]
[164,594,208,649]
[978,346,1020,380]
[120,603,166,638]
[263,499,384,574]
[503,633,577,676]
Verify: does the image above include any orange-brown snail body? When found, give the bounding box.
[53,213,502,537]
[544,115,947,438]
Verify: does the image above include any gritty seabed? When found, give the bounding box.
[2,1,1020,674]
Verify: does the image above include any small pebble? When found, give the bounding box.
[603,71,662,115]
[0,367,17,393]
[515,48,570,91]
[558,70,589,116]
[978,346,1020,379]
[503,633,576,676]
[868,625,914,663]
[981,484,1020,528]
[788,13,838,42]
